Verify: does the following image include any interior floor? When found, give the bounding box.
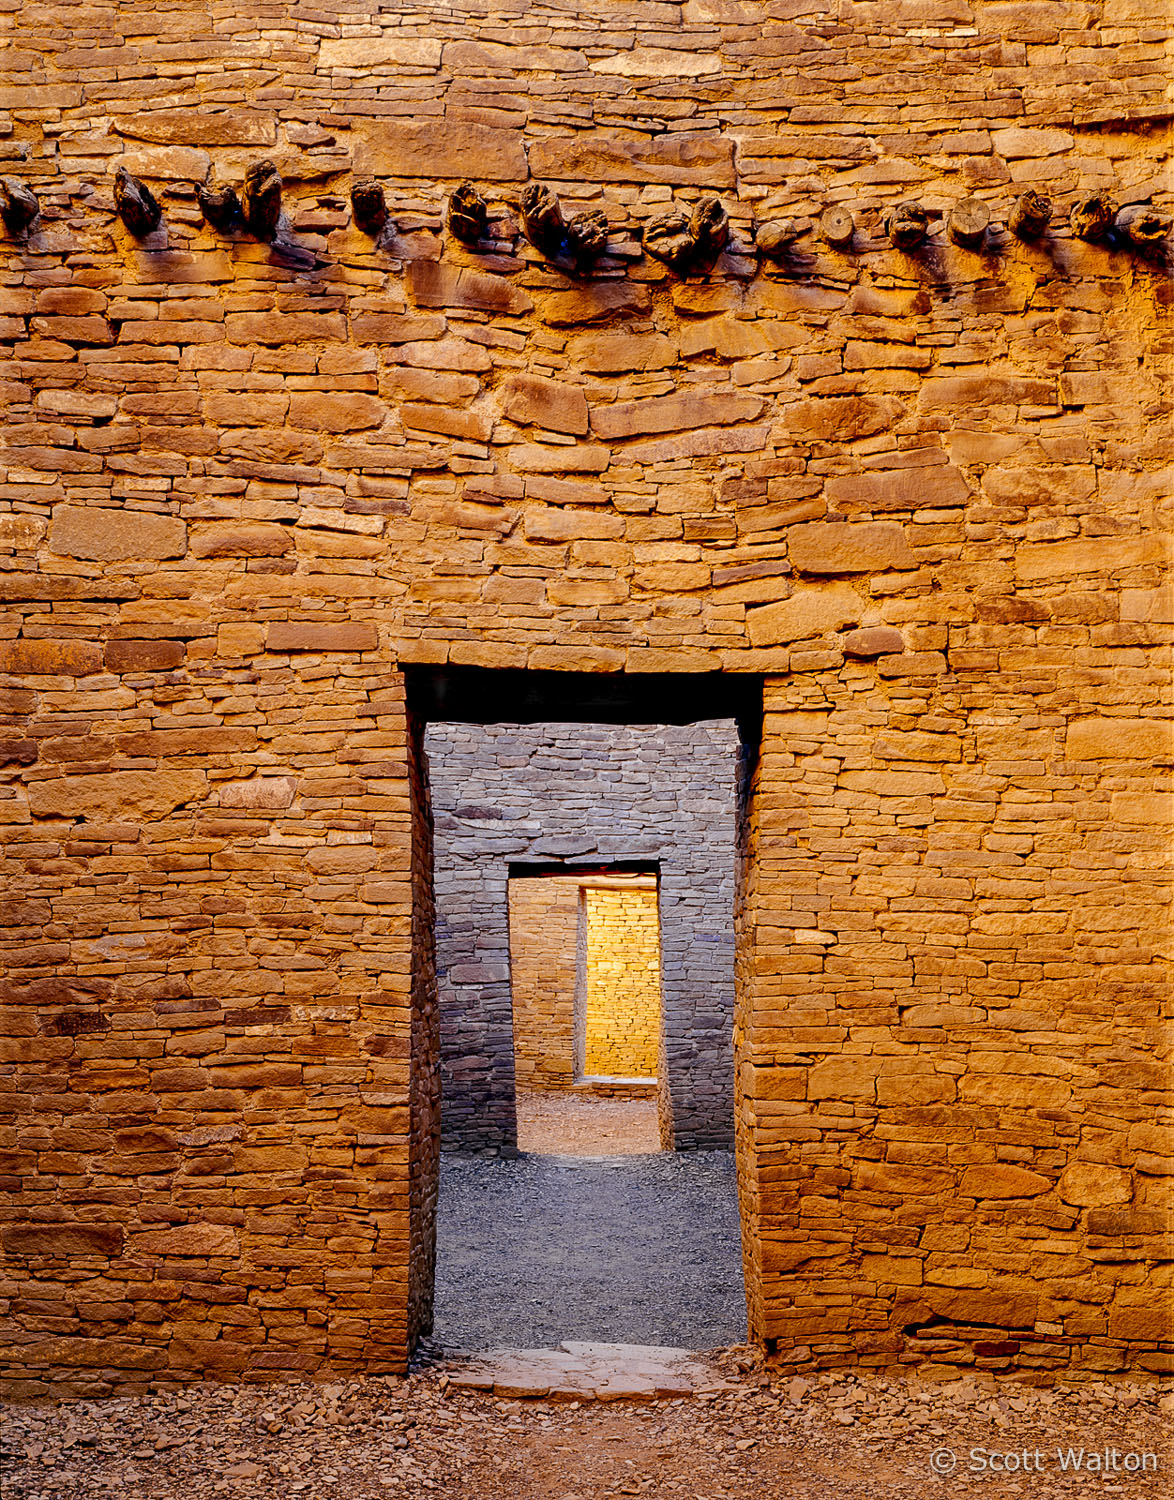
[515,1090,661,1156]
[432,1141,746,1352]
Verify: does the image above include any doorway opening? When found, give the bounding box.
[406,667,761,1354]
[508,863,663,1156]
[579,876,660,1084]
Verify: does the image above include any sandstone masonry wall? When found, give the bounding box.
[1,0,1170,1389]
[427,719,739,1150]
[507,873,582,1091]
[583,887,661,1080]
[739,678,1173,1380]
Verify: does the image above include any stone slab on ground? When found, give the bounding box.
[443,1342,735,1401]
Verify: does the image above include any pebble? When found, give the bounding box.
[1,1352,1167,1500]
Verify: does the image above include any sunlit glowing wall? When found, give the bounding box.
[583,887,660,1080]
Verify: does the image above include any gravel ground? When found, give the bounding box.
[433,1148,746,1351]
[3,1357,1168,1500]
[515,1092,661,1156]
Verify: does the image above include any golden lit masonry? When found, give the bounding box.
[0,0,1170,1399]
[583,887,661,1082]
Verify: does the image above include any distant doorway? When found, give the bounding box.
[579,876,660,1085]
[508,865,665,1154]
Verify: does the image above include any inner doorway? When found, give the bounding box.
[407,667,761,1353]
[509,864,664,1155]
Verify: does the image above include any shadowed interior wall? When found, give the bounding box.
[427,720,739,1151]
[507,873,581,1091]
[407,708,441,1349]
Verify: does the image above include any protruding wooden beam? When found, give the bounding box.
[948,197,990,249]
[113,166,161,237]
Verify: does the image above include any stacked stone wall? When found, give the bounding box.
[0,664,422,1394]
[406,708,441,1349]
[507,873,581,1091]
[740,677,1172,1379]
[1,0,1170,1389]
[583,887,661,1080]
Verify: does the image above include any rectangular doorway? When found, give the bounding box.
[406,665,762,1355]
[579,875,660,1084]
[508,864,664,1155]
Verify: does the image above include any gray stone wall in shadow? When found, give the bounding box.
[425,720,739,1151]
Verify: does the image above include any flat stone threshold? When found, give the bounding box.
[516,1150,664,1163]
[442,1341,737,1402]
[569,1078,658,1099]
[576,1076,657,1086]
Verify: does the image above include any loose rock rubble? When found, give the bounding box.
[2,1356,1169,1500]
